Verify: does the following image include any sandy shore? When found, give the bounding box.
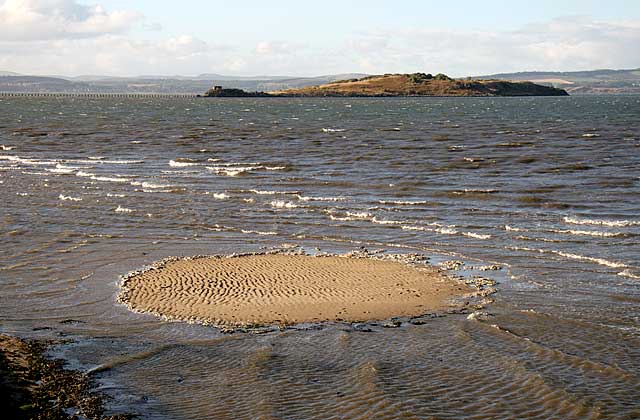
[118,252,475,327]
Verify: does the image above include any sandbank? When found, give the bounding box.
[118,252,476,327]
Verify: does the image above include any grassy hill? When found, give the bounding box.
[273,73,568,97]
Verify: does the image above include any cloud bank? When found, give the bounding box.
[0,0,638,76]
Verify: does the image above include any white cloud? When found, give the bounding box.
[344,16,640,76]
[0,6,638,77]
[0,0,141,41]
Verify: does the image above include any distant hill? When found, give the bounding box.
[473,68,640,94]
[271,73,568,97]
[0,72,368,94]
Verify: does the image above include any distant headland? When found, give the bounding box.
[200,73,569,97]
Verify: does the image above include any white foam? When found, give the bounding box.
[265,166,287,170]
[582,133,600,138]
[346,211,372,219]
[322,128,346,132]
[92,175,131,183]
[59,194,82,202]
[212,193,229,199]
[297,194,346,202]
[169,160,199,167]
[250,189,297,195]
[115,205,133,213]
[207,166,260,176]
[240,229,277,236]
[507,245,628,269]
[618,269,640,280]
[550,250,628,268]
[552,229,624,238]
[563,216,638,228]
[131,181,172,189]
[505,225,527,232]
[379,200,428,205]
[107,193,126,198]
[463,232,492,239]
[371,217,404,225]
[270,200,299,209]
[1,145,14,151]
[76,171,95,178]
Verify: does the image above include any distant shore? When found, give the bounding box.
[201,73,569,98]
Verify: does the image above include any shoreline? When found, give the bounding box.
[0,333,134,420]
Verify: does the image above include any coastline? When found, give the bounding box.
[0,333,133,420]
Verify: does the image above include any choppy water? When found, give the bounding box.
[1,95,639,419]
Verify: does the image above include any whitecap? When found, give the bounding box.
[618,269,640,280]
[240,229,277,236]
[550,250,627,268]
[563,216,638,228]
[91,175,131,183]
[322,128,346,132]
[213,193,229,199]
[582,133,600,138]
[169,160,199,167]
[115,205,133,213]
[270,200,299,209]
[298,194,346,202]
[378,200,428,205]
[371,217,404,225]
[346,211,372,219]
[1,145,14,151]
[59,194,82,202]
[463,232,492,240]
[131,181,172,189]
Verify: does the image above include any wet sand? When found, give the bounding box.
[118,252,474,327]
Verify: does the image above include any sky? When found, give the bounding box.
[0,0,639,77]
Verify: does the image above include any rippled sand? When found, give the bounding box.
[118,253,471,327]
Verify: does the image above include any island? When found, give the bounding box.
[200,73,569,97]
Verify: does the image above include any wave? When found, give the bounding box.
[270,200,299,209]
[506,224,624,237]
[1,145,14,151]
[297,194,346,202]
[71,159,144,165]
[59,194,82,202]
[169,160,199,167]
[378,200,428,205]
[507,245,628,269]
[618,269,640,280]
[371,217,404,225]
[322,128,346,132]
[250,189,298,195]
[563,216,639,228]
[462,232,492,239]
[0,155,56,166]
[240,229,277,236]
[91,175,131,183]
[131,181,172,189]
[106,193,126,198]
[207,166,259,176]
[114,206,133,213]
[212,193,229,199]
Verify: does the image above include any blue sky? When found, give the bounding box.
[1,0,639,76]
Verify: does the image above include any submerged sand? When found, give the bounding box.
[118,253,474,327]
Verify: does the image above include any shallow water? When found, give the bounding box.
[1,95,639,419]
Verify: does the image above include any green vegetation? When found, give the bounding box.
[408,73,433,84]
